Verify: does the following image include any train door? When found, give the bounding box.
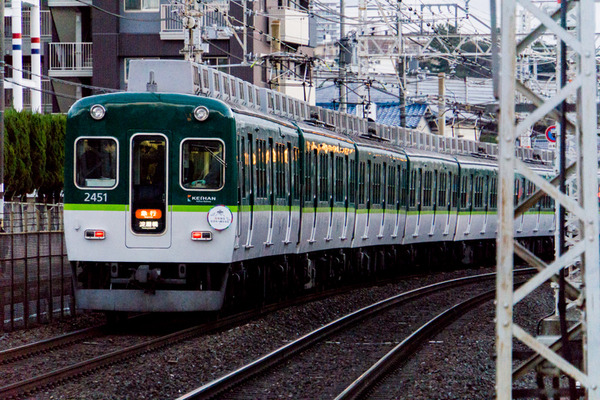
[429,169,438,236]
[443,171,452,236]
[326,153,334,241]
[266,138,275,245]
[126,133,171,248]
[481,175,489,234]
[412,168,422,237]
[378,162,387,238]
[244,133,254,248]
[393,164,402,238]
[341,155,350,240]
[309,149,318,243]
[235,136,244,249]
[362,160,372,239]
[284,142,293,244]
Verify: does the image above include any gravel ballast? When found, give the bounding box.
[0,267,557,399]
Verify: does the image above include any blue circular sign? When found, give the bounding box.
[545,125,556,143]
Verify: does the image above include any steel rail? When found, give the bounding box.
[176,269,534,400]
[0,324,108,364]
[335,289,497,400]
[0,275,417,399]
[0,314,152,364]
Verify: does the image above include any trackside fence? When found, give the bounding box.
[0,202,74,332]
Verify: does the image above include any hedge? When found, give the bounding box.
[4,110,65,202]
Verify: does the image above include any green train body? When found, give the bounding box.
[64,60,555,313]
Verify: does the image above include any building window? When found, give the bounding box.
[125,0,159,11]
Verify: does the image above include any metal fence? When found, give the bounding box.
[0,202,73,332]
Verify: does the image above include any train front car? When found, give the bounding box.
[64,93,237,312]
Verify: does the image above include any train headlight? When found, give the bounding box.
[193,106,209,121]
[90,104,106,120]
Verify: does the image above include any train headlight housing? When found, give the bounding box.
[90,104,106,120]
[193,106,209,121]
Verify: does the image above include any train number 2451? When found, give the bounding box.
[84,192,107,202]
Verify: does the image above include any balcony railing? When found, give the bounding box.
[4,10,52,38]
[160,3,230,40]
[48,42,93,77]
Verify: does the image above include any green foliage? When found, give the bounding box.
[3,110,65,202]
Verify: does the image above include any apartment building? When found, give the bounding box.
[34,0,315,112]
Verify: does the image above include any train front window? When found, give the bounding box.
[181,139,225,190]
[75,138,117,188]
[131,135,167,234]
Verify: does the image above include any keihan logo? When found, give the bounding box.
[187,195,217,203]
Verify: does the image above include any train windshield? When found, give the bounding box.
[181,139,225,190]
[131,135,167,234]
[75,138,117,188]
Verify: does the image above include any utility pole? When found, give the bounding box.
[338,0,346,112]
[438,72,445,136]
[397,0,405,128]
[180,0,205,62]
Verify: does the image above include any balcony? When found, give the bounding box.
[48,42,93,77]
[160,3,231,40]
[4,10,52,38]
[271,7,309,46]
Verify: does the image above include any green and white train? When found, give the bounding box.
[64,60,555,313]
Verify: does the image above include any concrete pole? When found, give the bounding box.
[30,0,41,112]
[11,0,22,111]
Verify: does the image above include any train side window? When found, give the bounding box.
[75,138,118,189]
[275,142,286,199]
[293,146,300,200]
[422,170,432,207]
[181,139,225,190]
[438,172,447,207]
[367,161,372,207]
[450,173,456,208]
[460,175,468,209]
[372,163,381,206]
[319,152,329,202]
[335,156,344,203]
[400,165,407,207]
[409,169,417,208]
[387,165,395,206]
[257,139,267,199]
[490,177,498,209]
[304,148,312,202]
[358,161,365,205]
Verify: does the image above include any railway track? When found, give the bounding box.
[176,269,533,400]
[0,274,420,399]
[335,289,496,399]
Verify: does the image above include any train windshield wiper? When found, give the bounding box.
[200,145,226,167]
